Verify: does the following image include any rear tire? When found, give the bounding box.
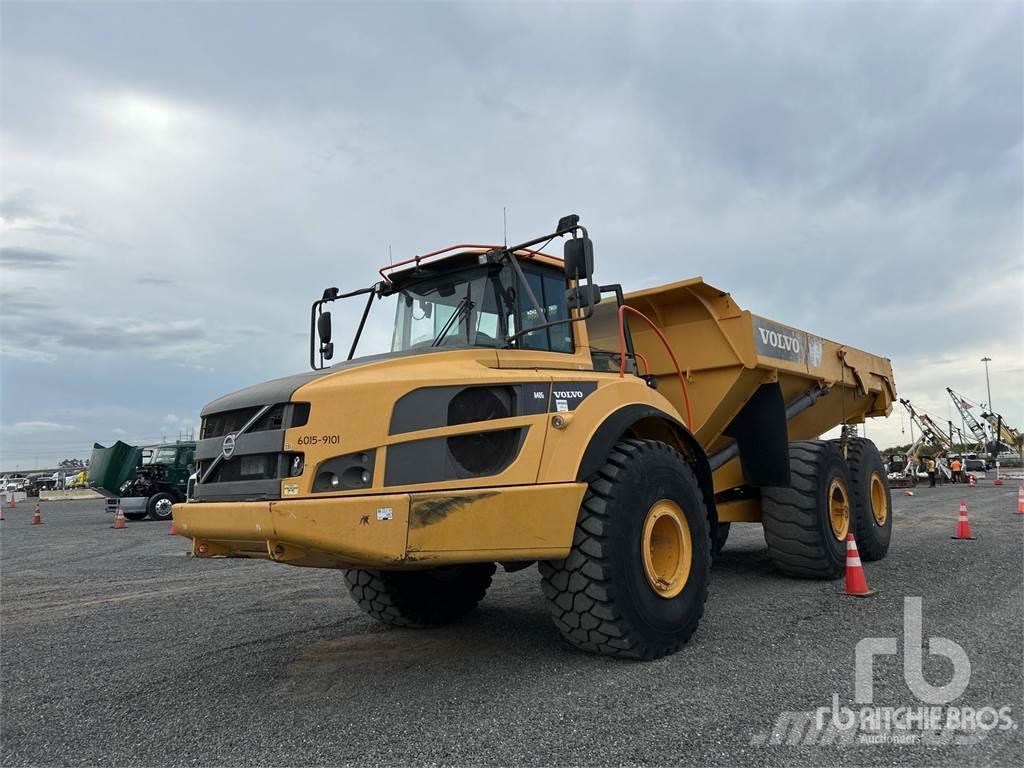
[124,512,148,521]
[539,439,711,660]
[762,440,853,579]
[344,564,495,628]
[844,438,892,561]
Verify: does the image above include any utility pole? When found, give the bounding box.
[981,357,993,412]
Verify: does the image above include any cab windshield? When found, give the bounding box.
[149,446,177,465]
[389,263,572,353]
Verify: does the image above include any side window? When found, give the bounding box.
[520,271,547,350]
[542,272,572,352]
[517,267,573,353]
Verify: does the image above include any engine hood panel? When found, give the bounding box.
[201,347,469,416]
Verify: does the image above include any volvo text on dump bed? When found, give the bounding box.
[175,215,897,660]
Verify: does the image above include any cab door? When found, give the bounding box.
[495,266,593,372]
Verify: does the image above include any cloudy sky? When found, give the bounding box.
[1,1,1021,469]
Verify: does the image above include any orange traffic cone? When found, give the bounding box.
[845,535,876,597]
[968,473,976,487]
[952,499,975,540]
[111,504,127,530]
[1016,485,1023,515]
[168,519,177,535]
[31,504,42,525]
[7,494,16,508]
[903,489,915,496]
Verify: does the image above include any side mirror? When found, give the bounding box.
[317,311,334,361]
[566,284,602,310]
[317,311,333,344]
[564,236,594,282]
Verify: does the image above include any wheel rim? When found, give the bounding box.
[641,500,692,599]
[869,472,888,526]
[828,479,850,541]
[155,498,173,516]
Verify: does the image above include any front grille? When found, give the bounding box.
[199,453,281,483]
[201,403,308,439]
[202,407,263,439]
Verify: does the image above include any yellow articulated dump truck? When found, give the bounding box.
[176,215,896,660]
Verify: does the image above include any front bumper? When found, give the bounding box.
[105,496,148,514]
[172,482,586,570]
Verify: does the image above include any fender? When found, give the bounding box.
[575,404,717,527]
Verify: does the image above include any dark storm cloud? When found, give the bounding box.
[0,290,48,317]
[55,321,206,351]
[0,0,1020,464]
[0,247,71,269]
[2,317,207,352]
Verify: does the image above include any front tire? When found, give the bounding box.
[147,492,177,521]
[344,564,495,628]
[539,439,711,660]
[761,440,853,579]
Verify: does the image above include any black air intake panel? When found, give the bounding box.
[446,387,517,475]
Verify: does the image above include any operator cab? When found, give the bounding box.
[308,214,628,371]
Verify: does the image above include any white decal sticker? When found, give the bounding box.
[807,337,823,368]
[555,399,569,413]
[376,507,393,521]
[283,484,299,496]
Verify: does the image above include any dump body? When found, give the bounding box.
[622,278,894,444]
[585,277,895,522]
[176,260,894,568]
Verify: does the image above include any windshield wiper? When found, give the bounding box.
[432,294,473,347]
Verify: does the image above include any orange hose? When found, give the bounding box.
[617,305,693,428]
[634,351,650,375]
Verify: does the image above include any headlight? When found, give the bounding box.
[240,455,268,478]
[312,449,376,492]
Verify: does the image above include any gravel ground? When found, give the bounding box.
[1,484,1022,767]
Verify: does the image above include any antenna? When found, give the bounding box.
[503,207,507,247]
[388,244,393,268]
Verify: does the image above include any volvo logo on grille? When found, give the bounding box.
[222,433,237,460]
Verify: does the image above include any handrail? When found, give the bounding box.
[617,305,694,429]
[379,243,560,283]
